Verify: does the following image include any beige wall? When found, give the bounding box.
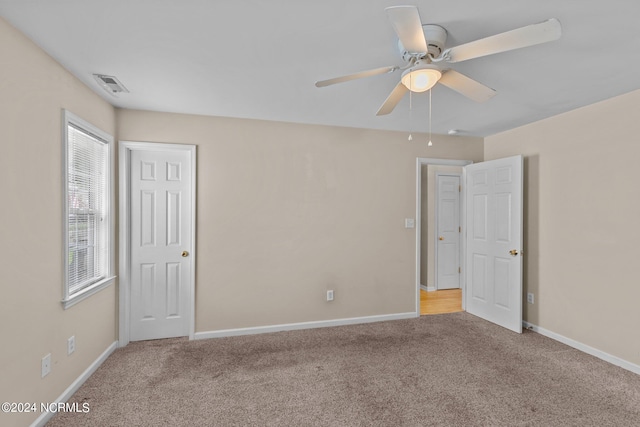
[0,17,117,427]
[485,89,640,366]
[420,165,462,289]
[117,109,484,332]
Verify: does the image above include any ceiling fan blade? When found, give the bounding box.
[443,18,562,63]
[385,5,428,54]
[438,70,496,103]
[315,66,398,88]
[376,81,409,116]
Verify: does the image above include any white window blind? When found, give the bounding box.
[64,118,111,299]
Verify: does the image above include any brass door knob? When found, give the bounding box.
[509,249,519,256]
[181,251,189,257]
[439,236,444,241]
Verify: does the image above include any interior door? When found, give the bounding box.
[130,148,193,341]
[436,174,461,290]
[465,155,523,333]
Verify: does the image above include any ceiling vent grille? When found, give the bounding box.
[93,74,129,96]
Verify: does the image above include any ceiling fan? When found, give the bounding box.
[315,6,562,115]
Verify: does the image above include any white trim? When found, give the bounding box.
[415,158,472,315]
[523,321,640,376]
[61,110,116,309]
[30,341,117,427]
[460,167,468,312]
[118,141,197,346]
[420,285,436,292]
[61,276,115,309]
[195,312,416,340]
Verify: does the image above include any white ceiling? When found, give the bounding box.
[2,0,640,137]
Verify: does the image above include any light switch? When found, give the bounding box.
[405,218,415,228]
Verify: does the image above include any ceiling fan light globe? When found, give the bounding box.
[401,68,441,92]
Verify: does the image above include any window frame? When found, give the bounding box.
[62,110,115,309]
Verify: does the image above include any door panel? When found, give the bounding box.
[140,191,156,246]
[471,254,487,300]
[167,191,182,246]
[465,155,523,333]
[130,149,192,341]
[166,262,181,317]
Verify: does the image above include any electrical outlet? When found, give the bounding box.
[326,290,334,301]
[527,293,535,304]
[41,353,51,378]
[68,336,75,355]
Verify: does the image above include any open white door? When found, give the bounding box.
[465,155,523,333]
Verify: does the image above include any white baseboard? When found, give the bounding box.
[195,312,417,340]
[422,285,437,292]
[523,321,640,376]
[30,341,118,427]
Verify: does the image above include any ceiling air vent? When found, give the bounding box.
[93,74,129,96]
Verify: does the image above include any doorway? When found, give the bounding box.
[119,141,196,345]
[416,158,471,315]
[416,156,524,333]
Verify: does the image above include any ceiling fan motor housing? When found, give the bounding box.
[398,24,448,60]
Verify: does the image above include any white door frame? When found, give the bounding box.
[118,141,196,347]
[434,172,462,290]
[415,158,472,315]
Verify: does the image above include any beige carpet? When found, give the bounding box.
[47,313,640,426]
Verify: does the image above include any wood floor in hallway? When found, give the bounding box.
[420,289,463,315]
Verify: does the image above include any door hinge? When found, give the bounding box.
[458,185,461,192]
[458,267,461,273]
[459,226,461,232]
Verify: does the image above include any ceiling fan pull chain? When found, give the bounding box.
[408,81,413,141]
[428,89,433,147]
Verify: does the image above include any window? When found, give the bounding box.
[62,110,114,308]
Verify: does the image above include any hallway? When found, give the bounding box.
[420,289,463,315]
